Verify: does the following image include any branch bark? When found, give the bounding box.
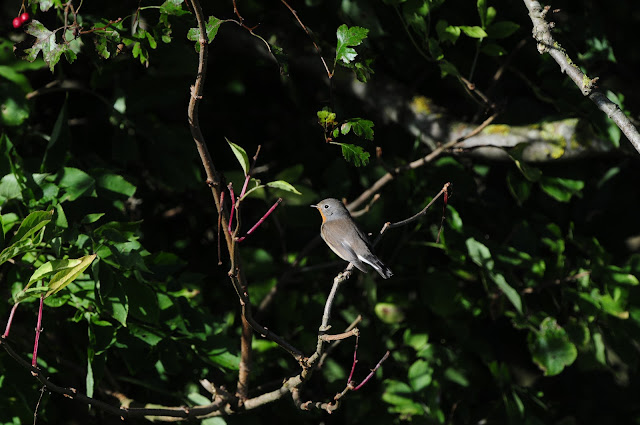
[522,0,640,154]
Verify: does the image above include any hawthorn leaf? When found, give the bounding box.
[336,24,369,64]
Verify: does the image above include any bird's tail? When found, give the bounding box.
[360,254,393,279]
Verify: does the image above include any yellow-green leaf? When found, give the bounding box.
[226,138,250,176]
[45,254,97,298]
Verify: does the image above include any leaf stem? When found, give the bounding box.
[31,295,44,367]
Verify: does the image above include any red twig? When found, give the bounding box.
[228,183,236,233]
[240,145,262,199]
[79,18,123,35]
[31,295,44,368]
[236,198,282,243]
[436,183,452,243]
[347,333,359,384]
[240,175,251,200]
[3,302,19,338]
[353,351,390,391]
[218,191,225,265]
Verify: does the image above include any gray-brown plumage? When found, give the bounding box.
[311,198,393,279]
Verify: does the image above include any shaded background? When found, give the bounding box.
[1,0,640,423]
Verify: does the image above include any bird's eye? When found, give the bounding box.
[324,204,329,209]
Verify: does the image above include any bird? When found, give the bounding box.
[311,198,393,279]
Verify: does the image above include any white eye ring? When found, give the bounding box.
[324,204,329,209]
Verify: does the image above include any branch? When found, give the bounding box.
[0,336,229,420]
[347,112,496,211]
[186,0,302,403]
[280,0,331,78]
[376,182,451,240]
[522,0,640,154]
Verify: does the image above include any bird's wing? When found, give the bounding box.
[321,220,369,272]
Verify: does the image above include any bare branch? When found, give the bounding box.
[522,0,640,154]
[280,0,332,78]
[348,113,496,211]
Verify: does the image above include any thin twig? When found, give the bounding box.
[33,386,47,425]
[0,336,229,419]
[318,315,362,369]
[235,198,283,243]
[319,328,359,342]
[347,112,497,211]
[279,0,332,78]
[228,183,236,233]
[218,191,224,265]
[3,302,19,338]
[376,182,451,241]
[239,145,262,199]
[350,193,380,218]
[31,295,44,367]
[353,351,390,391]
[346,333,359,384]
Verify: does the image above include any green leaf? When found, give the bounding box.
[0,87,30,126]
[491,272,523,314]
[81,213,106,224]
[342,119,375,140]
[438,60,460,78]
[486,21,520,39]
[477,0,488,27]
[207,348,241,371]
[0,238,33,267]
[335,143,370,167]
[486,6,497,26]
[436,20,461,44]
[96,173,137,198]
[508,144,542,182]
[459,26,488,39]
[265,180,301,195]
[375,302,405,324]
[187,16,223,50]
[45,254,97,298]
[13,286,49,303]
[58,167,96,200]
[592,331,606,365]
[86,354,95,398]
[226,138,250,176]
[444,367,470,387]
[408,359,433,391]
[9,210,53,246]
[528,317,577,376]
[465,237,494,270]
[0,65,33,93]
[23,20,72,71]
[160,0,189,16]
[382,380,425,416]
[28,258,87,287]
[317,109,337,126]
[335,24,369,64]
[129,322,164,346]
[506,171,531,205]
[540,177,584,202]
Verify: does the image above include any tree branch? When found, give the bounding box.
[522,0,640,154]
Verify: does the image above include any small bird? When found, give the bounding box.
[311,198,393,279]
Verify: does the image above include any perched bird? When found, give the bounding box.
[311,198,393,279]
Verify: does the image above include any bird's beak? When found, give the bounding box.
[310,204,318,209]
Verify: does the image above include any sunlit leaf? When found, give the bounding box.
[226,138,250,176]
[45,254,97,297]
[335,24,369,64]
